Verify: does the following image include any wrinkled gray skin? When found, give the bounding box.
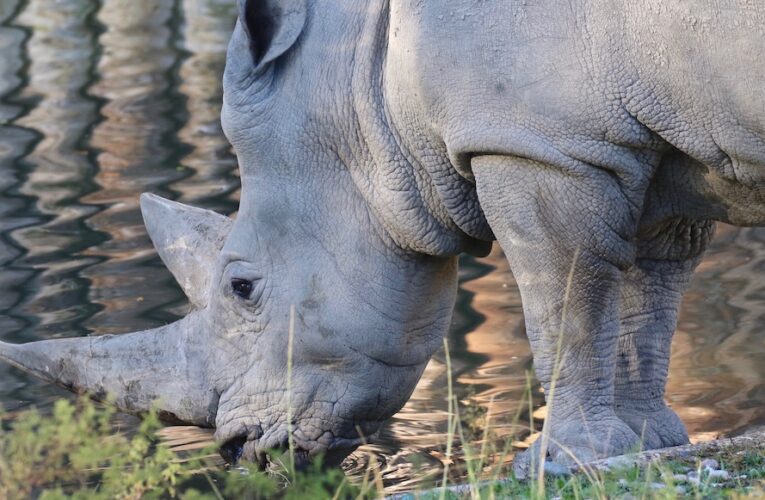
[2,0,765,471]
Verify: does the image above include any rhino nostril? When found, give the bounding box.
[219,435,247,464]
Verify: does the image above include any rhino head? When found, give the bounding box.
[0,0,470,468]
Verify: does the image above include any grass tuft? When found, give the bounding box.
[0,395,764,498]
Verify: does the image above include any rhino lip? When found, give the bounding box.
[219,435,320,472]
[219,432,368,471]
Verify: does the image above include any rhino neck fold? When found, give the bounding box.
[347,0,493,257]
[0,314,218,427]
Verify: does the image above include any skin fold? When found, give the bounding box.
[1,0,764,471]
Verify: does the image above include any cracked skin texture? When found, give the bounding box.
[1,0,765,470]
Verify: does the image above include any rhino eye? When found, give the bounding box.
[231,278,254,299]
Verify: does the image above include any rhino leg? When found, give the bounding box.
[473,155,646,467]
[615,218,714,449]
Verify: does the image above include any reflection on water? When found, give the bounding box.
[1,1,765,494]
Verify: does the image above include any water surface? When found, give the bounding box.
[1,1,764,494]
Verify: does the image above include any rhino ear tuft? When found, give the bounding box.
[140,193,233,308]
[238,0,307,69]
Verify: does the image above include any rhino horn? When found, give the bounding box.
[140,193,232,308]
[0,314,217,426]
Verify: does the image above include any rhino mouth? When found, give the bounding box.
[218,430,367,471]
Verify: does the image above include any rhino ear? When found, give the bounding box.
[238,0,307,69]
[140,193,233,308]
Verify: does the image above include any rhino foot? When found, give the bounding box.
[512,415,641,479]
[616,405,690,450]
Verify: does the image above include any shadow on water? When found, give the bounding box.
[1,0,765,494]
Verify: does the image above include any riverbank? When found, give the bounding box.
[2,398,763,498]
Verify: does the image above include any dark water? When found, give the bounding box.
[1,0,764,494]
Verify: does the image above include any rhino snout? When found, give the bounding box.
[216,421,370,470]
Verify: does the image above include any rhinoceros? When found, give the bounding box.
[2,0,764,470]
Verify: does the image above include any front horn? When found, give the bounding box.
[0,312,218,426]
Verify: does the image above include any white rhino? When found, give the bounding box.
[2,0,764,470]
